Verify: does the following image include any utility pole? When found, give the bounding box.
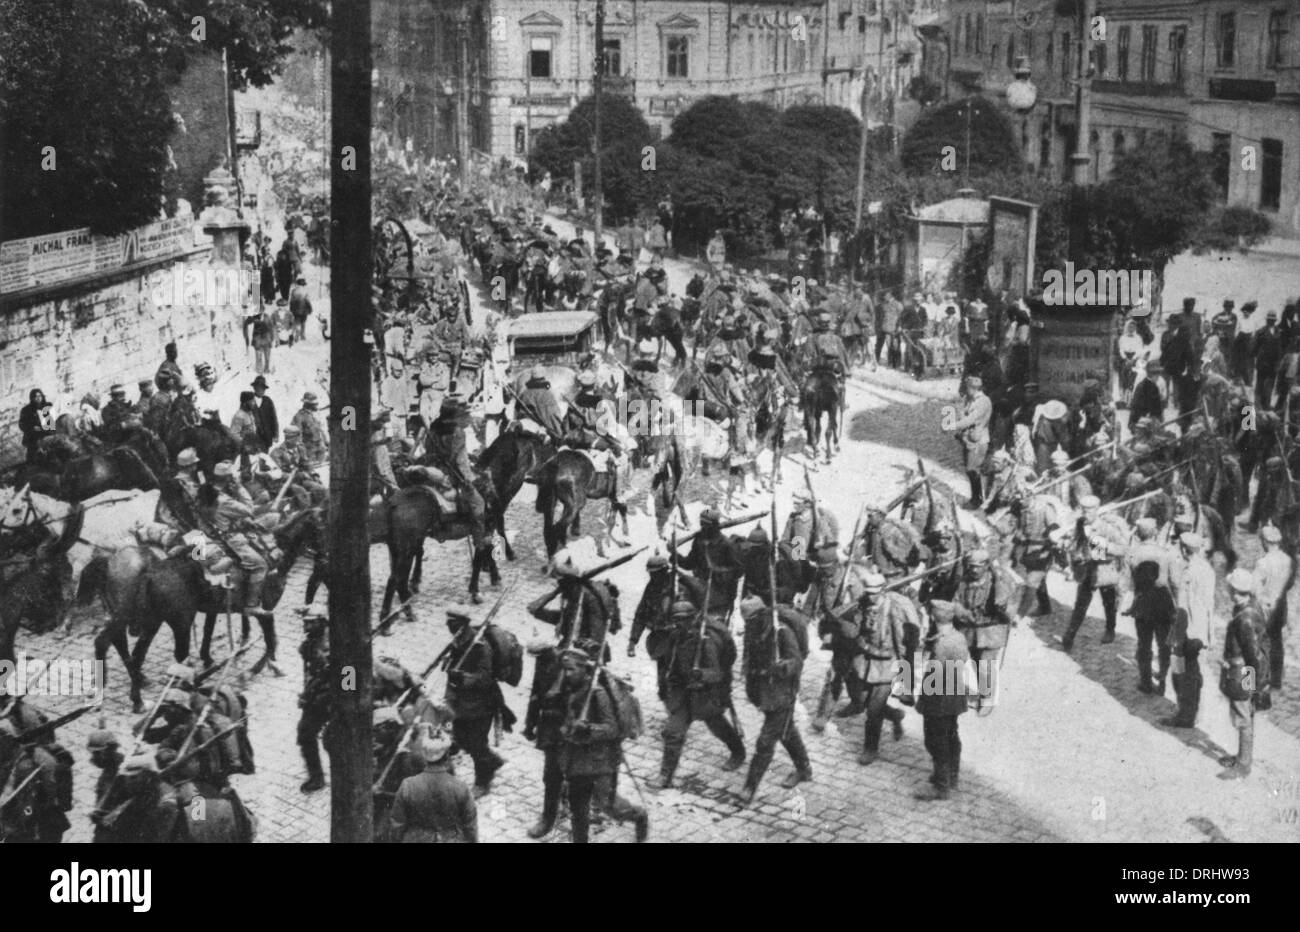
[1070,0,1096,186]
[328,0,374,843]
[458,18,471,186]
[593,0,606,245]
[852,6,876,236]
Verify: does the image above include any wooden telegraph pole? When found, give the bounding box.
[592,0,606,245]
[328,0,375,843]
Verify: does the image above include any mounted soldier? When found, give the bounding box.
[422,396,487,547]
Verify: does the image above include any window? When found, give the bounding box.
[991,41,999,68]
[838,11,851,31]
[1268,9,1288,69]
[1089,130,1101,182]
[1261,138,1283,211]
[1169,27,1186,84]
[964,14,973,54]
[748,33,755,73]
[1007,34,1015,70]
[1024,30,1034,65]
[1141,25,1157,82]
[600,38,621,77]
[1046,30,1054,70]
[1211,132,1231,200]
[1094,37,1107,76]
[528,36,553,79]
[976,15,985,54]
[1113,131,1125,167]
[1039,118,1052,170]
[954,15,963,53]
[859,15,867,35]
[666,35,689,78]
[1216,12,1235,68]
[782,35,788,72]
[1061,31,1071,82]
[514,124,526,155]
[773,32,779,72]
[1116,25,1130,81]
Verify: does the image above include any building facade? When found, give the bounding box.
[370,0,939,162]
[932,1,1300,239]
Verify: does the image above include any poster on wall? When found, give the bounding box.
[1030,301,1118,404]
[986,196,1038,299]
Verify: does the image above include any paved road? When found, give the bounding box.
[20,239,1300,844]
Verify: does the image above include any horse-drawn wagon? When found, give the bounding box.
[504,311,601,403]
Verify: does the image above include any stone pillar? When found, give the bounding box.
[198,164,252,375]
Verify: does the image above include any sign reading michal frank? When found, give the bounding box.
[1030,303,1118,404]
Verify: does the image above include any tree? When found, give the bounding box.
[529,93,656,224]
[900,95,1020,178]
[0,0,326,239]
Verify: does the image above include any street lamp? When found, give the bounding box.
[1005,56,1038,112]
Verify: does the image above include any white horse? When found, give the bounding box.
[0,484,161,629]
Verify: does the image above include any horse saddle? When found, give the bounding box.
[403,466,461,513]
[514,418,551,440]
[560,444,612,474]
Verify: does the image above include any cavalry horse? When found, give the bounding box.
[20,433,160,502]
[77,507,322,712]
[801,364,842,464]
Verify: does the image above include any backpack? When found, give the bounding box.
[483,625,524,687]
[42,743,76,812]
[201,685,255,776]
[600,671,643,741]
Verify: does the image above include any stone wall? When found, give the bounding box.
[0,246,247,469]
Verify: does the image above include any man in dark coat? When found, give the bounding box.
[739,598,813,804]
[910,600,971,800]
[1129,359,1165,425]
[1161,315,1199,418]
[18,388,55,463]
[1253,309,1283,409]
[1219,570,1269,779]
[441,609,505,798]
[387,725,478,842]
[251,375,279,450]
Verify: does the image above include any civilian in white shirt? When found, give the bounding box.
[1162,531,1215,728]
[1254,524,1292,689]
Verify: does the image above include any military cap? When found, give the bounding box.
[548,550,582,578]
[862,571,886,592]
[1243,300,1258,311]
[176,448,199,467]
[373,706,402,728]
[282,424,301,436]
[816,544,840,568]
[1135,517,1158,539]
[964,376,983,390]
[138,379,153,390]
[373,409,391,428]
[1262,525,1283,543]
[1226,569,1256,593]
[528,364,549,382]
[413,724,453,764]
[1078,494,1101,509]
[302,391,320,406]
[670,600,698,620]
[87,719,119,752]
[966,549,990,566]
[445,606,473,628]
[1143,359,1163,375]
[747,524,769,543]
[646,552,669,570]
[1266,456,1285,469]
[212,460,236,477]
[165,662,195,685]
[1178,531,1204,550]
[576,370,598,389]
[123,752,159,775]
[698,508,721,526]
[739,597,768,620]
[1267,309,1279,320]
[1050,445,1069,465]
[239,390,255,404]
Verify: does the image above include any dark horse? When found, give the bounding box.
[20,434,159,502]
[379,484,501,621]
[79,507,321,712]
[530,449,631,558]
[0,511,82,669]
[801,365,841,464]
[165,421,240,476]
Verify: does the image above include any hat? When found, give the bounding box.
[296,276,307,285]
[202,407,220,419]
[413,724,453,764]
[1173,511,1194,527]
[1144,360,1163,375]
[302,392,319,407]
[747,524,768,543]
[1078,495,1101,509]
[165,662,195,685]
[138,379,153,390]
[1262,525,1283,543]
[1050,445,1069,465]
[1135,517,1158,539]
[1243,300,1258,311]
[1182,297,1196,311]
[1267,309,1279,321]
[548,550,582,578]
[1178,531,1204,550]
[670,600,698,621]
[373,410,391,428]
[110,383,125,395]
[966,549,990,566]
[195,362,214,375]
[816,545,840,568]
[792,488,811,504]
[646,552,669,570]
[862,571,886,592]
[445,607,473,628]
[964,376,983,391]
[283,424,301,436]
[176,448,199,467]
[373,706,402,728]
[528,364,548,382]
[252,375,268,389]
[239,391,255,404]
[990,449,1012,467]
[123,753,159,775]
[212,461,236,477]
[576,371,597,389]
[698,508,721,526]
[1226,569,1256,594]
[928,600,958,625]
[739,596,768,620]
[87,722,119,752]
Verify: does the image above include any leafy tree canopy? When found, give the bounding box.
[900,95,1019,178]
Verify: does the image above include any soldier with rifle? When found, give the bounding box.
[297,610,331,793]
[527,548,623,659]
[423,396,488,548]
[678,508,744,616]
[387,723,478,843]
[951,549,1013,713]
[441,607,507,799]
[91,752,181,843]
[0,698,91,842]
[649,572,747,789]
[556,640,649,843]
[739,594,813,805]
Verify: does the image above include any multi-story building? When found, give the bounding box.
[931,1,1300,239]
[370,1,940,162]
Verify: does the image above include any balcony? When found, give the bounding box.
[1207,78,1277,102]
[1092,79,1187,98]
